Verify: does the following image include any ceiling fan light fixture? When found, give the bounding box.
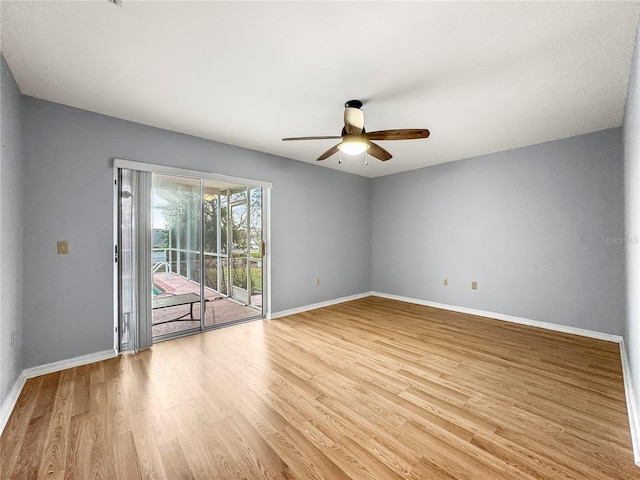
[338,140,369,156]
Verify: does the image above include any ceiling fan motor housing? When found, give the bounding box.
[344,100,365,134]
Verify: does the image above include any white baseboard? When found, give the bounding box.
[620,340,640,466]
[0,349,117,436]
[22,349,117,380]
[371,291,623,343]
[0,371,27,437]
[268,291,373,319]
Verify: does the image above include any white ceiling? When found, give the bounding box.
[1,1,639,178]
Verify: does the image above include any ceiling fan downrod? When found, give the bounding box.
[345,99,363,109]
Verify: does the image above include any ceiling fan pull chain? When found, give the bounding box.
[338,151,343,164]
[364,152,369,166]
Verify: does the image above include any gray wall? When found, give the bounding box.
[0,54,24,407]
[624,20,640,421]
[6,55,630,375]
[22,97,371,368]
[372,128,625,335]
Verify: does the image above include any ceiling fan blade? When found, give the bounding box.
[367,141,392,161]
[316,144,341,161]
[365,129,430,141]
[344,107,364,135]
[282,135,342,141]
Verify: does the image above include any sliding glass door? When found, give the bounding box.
[151,174,203,339]
[229,189,249,304]
[116,164,266,350]
[227,187,263,308]
[248,187,263,309]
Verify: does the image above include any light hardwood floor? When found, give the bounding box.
[1,296,638,479]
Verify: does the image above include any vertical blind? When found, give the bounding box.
[118,168,153,353]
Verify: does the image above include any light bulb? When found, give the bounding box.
[338,140,369,156]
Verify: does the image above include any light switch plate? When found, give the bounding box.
[57,240,69,255]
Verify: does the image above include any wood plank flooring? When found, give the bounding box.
[1,296,638,479]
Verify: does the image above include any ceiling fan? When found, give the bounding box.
[282,100,430,162]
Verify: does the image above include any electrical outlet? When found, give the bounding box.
[443,278,448,286]
[471,281,478,290]
[10,330,16,346]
